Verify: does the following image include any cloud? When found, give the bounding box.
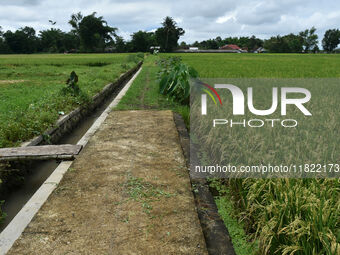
[0,0,339,43]
[1,0,41,6]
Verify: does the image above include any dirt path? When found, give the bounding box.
[8,110,207,255]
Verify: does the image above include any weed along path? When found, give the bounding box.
[7,110,207,254]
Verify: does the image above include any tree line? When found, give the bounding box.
[1,12,340,54]
[183,27,340,53]
[0,13,184,54]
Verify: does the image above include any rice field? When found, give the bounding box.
[175,53,340,78]
[169,53,340,254]
[0,52,339,254]
[0,53,139,148]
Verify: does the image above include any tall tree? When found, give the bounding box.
[155,17,184,52]
[179,41,188,49]
[322,29,340,53]
[0,26,8,53]
[264,36,287,53]
[246,35,264,51]
[40,28,65,52]
[62,32,80,51]
[69,12,117,52]
[68,12,83,35]
[130,31,155,52]
[264,34,303,53]
[113,35,127,52]
[215,36,223,48]
[299,27,318,53]
[283,33,303,52]
[3,27,37,53]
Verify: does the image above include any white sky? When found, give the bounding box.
[0,0,339,43]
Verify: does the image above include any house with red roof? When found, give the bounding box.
[219,44,241,50]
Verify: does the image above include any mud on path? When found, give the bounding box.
[8,110,207,255]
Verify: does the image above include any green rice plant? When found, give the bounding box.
[182,53,340,254]
[165,53,340,78]
[191,79,340,253]
[225,178,340,255]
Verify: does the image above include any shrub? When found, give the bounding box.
[60,71,90,104]
[157,57,198,105]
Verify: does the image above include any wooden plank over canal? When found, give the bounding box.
[6,110,208,254]
[0,144,83,161]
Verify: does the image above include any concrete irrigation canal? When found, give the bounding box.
[4,110,208,254]
[0,65,210,254]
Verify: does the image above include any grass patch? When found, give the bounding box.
[124,173,176,215]
[115,55,190,126]
[215,197,258,255]
[0,53,143,223]
[0,53,140,148]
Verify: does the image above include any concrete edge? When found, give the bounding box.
[0,161,73,254]
[0,65,143,255]
[0,61,142,205]
[173,112,236,255]
[21,61,143,147]
[77,66,142,147]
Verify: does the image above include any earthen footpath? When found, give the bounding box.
[8,110,207,255]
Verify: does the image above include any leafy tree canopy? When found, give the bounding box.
[130,30,155,52]
[70,12,117,52]
[155,17,184,52]
[322,29,340,53]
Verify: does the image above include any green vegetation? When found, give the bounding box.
[209,177,339,255]
[171,53,340,78]
[157,56,197,104]
[1,52,339,253]
[322,29,340,53]
[185,26,325,53]
[225,178,339,255]
[210,179,259,255]
[0,15,185,54]
[0,53,141,148]
[115,55,190,126]
[188,35,263,51]
[264,27,318,53]
[124,173,176,215]
[0,52,143,225]
[68,12,117,52]
[155,17,185,52]
[174,53,340,254]
[0,200,5,225]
